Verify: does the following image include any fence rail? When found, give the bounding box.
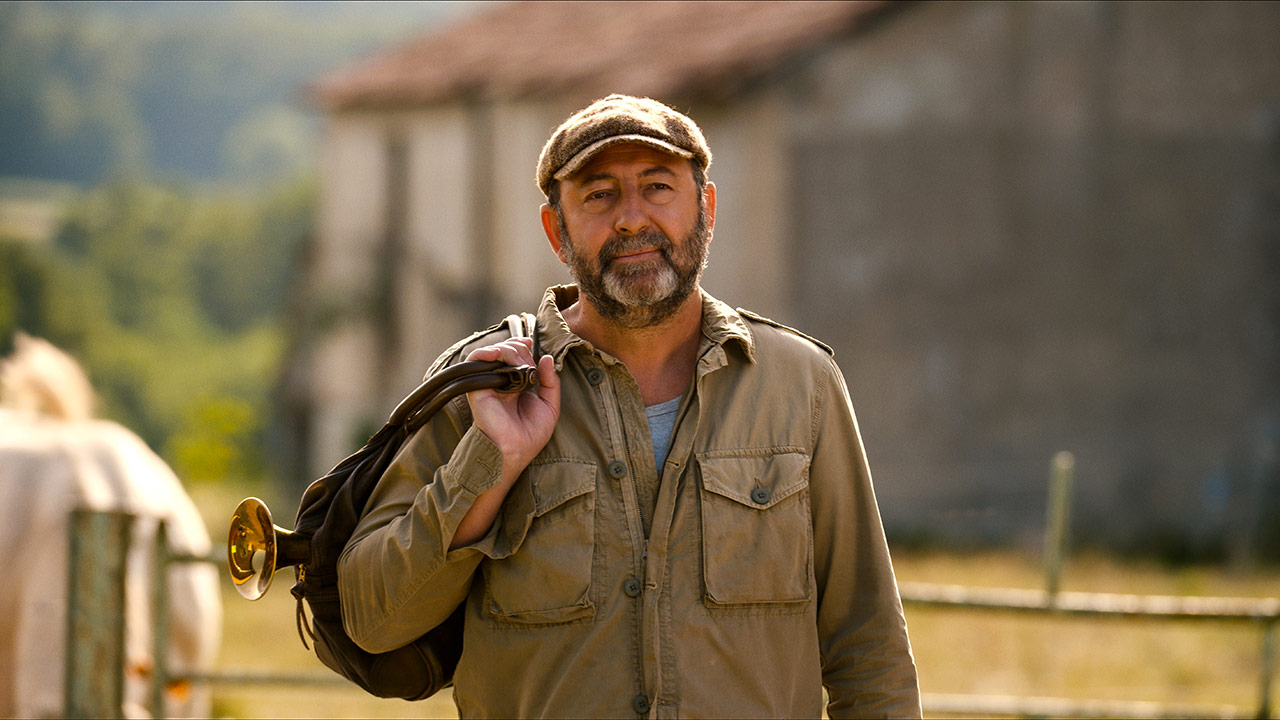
[899,582,1278,719]
[899,582,1280,621]
[154,541,353,690]
[182,669,352,687]
[918,692,1250,720]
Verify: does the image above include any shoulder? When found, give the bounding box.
[734,307,835,362]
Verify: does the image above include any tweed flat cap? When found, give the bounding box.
[537,94,712,196]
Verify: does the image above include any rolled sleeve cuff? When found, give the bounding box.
[441,423,504,498]
[434,424,534,560]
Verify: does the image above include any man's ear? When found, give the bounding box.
[541,203,568,263]
[703,181,717,238]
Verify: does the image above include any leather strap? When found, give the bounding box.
[391,314,540,433]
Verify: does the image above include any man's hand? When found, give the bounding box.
[450,337,560,548]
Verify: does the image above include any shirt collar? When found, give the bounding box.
[536,285,588,368]
[535,285,756,368]
[698,291,755,363]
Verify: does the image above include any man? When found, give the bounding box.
[339,94,921,718]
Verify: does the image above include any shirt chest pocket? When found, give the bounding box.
[484,461,597,625]
[697,451,813,609]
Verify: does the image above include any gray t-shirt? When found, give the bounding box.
[645,396,682,473]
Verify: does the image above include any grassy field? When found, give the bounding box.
[897,552,1278,716]
[192,482,1279,719]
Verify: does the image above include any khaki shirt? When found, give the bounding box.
[339,286,921,719]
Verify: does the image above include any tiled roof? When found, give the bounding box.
[311,1,890,111]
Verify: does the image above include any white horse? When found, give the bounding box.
[0,334,222,719]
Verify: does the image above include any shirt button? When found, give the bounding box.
[608,460,627,478]
[586,367,605,385]
[623,577,643,597]
[751,487,772,505]
[632,694,650,714]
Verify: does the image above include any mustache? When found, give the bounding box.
[598,229,674,268]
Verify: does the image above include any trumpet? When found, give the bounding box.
[227,496,310,600]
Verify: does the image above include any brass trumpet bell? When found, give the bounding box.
[228,496,306,600]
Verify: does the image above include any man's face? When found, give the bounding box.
[546,144,714,329]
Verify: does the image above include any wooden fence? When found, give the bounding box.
[900,453,1279,719]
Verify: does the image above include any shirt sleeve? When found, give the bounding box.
[809,356,922,719]
[337,399,516,654]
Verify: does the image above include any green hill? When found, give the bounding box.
[0,0,482,187]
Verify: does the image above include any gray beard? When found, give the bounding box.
[558,206,710,329]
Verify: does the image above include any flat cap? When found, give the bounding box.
[537,94,712,196]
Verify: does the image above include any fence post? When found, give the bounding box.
[150,520,171,719]
[1044,451,1075,606]
[65,509,133,720]
[1261,619,1276,720]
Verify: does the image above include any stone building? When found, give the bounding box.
[283,1,1280,558]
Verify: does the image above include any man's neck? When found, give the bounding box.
[562,290,703,406]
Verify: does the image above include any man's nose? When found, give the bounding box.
[613,191,650,236]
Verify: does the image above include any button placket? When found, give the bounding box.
[588,351,658,714]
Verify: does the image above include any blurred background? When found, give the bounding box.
[2,1,1279,717]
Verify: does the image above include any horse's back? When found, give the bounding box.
[0,412,221,718]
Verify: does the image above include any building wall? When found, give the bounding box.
[306,111,385,478]
[780,0,1280,555]
[694,92,795,320]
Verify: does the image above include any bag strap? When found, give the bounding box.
[504,312,539,358]
[391,313,539,432]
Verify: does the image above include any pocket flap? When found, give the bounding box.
[698,451,810,510]
[528,461,596,517]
